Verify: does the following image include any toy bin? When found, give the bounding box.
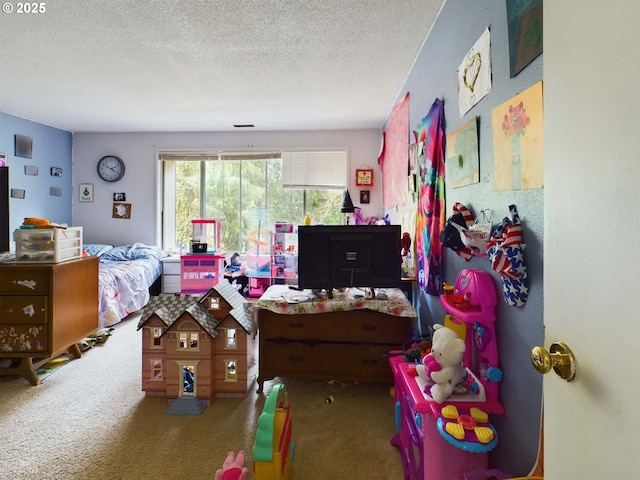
[14,226,83,263]
[253,383,294,480]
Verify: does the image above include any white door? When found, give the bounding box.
[544,2,640,478]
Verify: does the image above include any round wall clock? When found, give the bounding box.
[97,155,125,182]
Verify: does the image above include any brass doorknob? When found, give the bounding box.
[530,341,576,381]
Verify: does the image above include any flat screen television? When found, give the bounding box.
[297,224,401,297]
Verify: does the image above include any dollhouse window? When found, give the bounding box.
[151,327,163,347]
[178,332,199,350]
[208,297,220,310]
[151,360,163,380]
[225,328,237,349]
[225,360,237,381]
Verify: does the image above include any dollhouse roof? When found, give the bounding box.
[201,280,254,335]
[137,294,221,338]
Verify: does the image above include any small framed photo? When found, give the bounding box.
[14,135,33,159]
[25,165,39,176]
[360,190,371,204]
[79,183,94,202]
[10,188,26,199]
[113,192,126,202]
[51,167,63,177]
[50,186,62,197]
[113,202,132,219]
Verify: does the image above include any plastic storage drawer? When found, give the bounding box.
[14,226,83,263]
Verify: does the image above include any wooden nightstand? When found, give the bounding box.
[161,255,181,294]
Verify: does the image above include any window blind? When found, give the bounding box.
[158,151,281,162]
[281,150,348,189]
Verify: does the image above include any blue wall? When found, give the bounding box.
[0,112,73,245]
[386,0,544,475]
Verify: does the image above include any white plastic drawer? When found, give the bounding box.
[163,261,181,275]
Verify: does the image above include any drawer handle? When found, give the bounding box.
[288,322,304,328]
[288,356,304,362]
[361,324,378,331]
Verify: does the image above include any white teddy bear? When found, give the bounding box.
[415,324,466,403]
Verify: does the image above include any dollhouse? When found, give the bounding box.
[137,280,256,411]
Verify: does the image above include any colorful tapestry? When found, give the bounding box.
[414,98,446,295]
[378,92,410,208]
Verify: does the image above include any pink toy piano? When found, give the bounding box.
[390,268,504,480]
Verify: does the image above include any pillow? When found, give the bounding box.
[83,244,114,257]
[99,243,168,262]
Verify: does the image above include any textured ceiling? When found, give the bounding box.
[0,0,444,133]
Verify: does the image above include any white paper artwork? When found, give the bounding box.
[458,27,492,117]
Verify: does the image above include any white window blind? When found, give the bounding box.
[281,150,348,189]
[158,151,281,162]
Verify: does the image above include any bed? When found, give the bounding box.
[84,243,168,328]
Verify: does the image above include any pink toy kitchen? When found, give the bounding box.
[390,268,504,480]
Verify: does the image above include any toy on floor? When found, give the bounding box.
[77,337,97,352]
[253,383,294,480]
[214,450,249,480]
[414,325,466,404]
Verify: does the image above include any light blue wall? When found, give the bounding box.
[386,0,543,476]
[0,112,73,243]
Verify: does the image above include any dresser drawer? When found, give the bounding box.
[162,260,181,275]
[162,275,181,294]
[0,296,47,324]
[258,309,412,345]
[260,342,393,381]
[0,269,50,294]
[0,324,47,354]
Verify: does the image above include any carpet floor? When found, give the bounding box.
[0,314,405,479]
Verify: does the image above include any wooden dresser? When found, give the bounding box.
[255,285,416,392]
[0,256,99,385]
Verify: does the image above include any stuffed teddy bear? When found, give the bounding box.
[415,324,466,403]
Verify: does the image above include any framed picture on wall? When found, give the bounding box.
[360,190,370,204]
[14,135,33,159]
[112,203,132,219]
[79,183,94,202]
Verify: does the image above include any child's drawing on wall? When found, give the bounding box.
[491,81,544,191]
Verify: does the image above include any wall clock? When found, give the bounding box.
[355,168,374,186]
[97,155,125,182]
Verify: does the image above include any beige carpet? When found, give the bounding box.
[0,314,405,480]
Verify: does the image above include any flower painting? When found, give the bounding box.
[491,81,543,190]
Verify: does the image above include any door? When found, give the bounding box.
[544,2,640,478]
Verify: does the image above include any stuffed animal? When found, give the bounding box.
[78,337,97,352]
[92,327,115,344]
[214,450,249,480]
[415,324,466,403]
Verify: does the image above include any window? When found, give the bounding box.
[225,328,237,349]
[151,327,163,347]
[208,297,220,310]
[178,332,199,350]
[159,150,347,253]
[151,360,163,380]
[225,359,237,381]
